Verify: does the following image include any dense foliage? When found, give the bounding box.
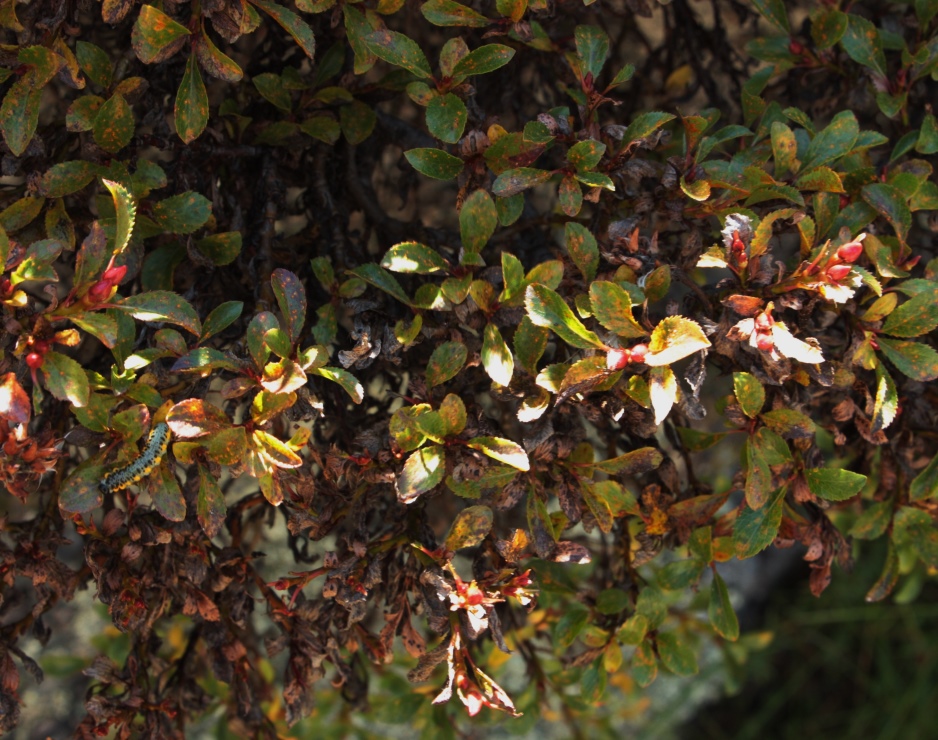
[1,0,937,735]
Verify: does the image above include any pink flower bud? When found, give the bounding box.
[102,264,128,284]
[756,333,774,352]
[836,241,863,263]
[606,348,631,370]
[826,264,852,282]
[629,343,648,363]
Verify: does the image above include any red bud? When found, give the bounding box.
[25,352,43,369]
[103,264,128,283]
[756,333,774,352]
[836,241,863,263]
[789,40,804,55]
[826,264,852,282]
[606,348,631,370]
[629,343,648,363]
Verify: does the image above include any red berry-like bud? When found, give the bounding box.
[756,333,774,352]
[836,241,863,263]
[87,279,112,303]
[789,40,804,55]
[102,264,128,284]
[606,348,631,370]
[826,264,852,282]
[629,343,648,363]
[25,352,43,369]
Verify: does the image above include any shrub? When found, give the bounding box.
[0,0,937,736]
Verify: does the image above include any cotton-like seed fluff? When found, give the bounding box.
[100,422,170,494]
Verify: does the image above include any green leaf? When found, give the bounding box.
[492,167,552,197]
[151,191,212,234]
[131,5,191,64]
[554,605,590,649]
[254,73,291,112]
[251,0,316,59]
[802,110,859,170]
[200,302,243,341]
[460,189,498,253]
[588,281,645,338]
[175,53,209,144]
[426,341,468,387]
[849,500,893,539]
[862,182,912,242]
[658,560,704,590]
[381,242,448,273]
[195,232,242,266]
[451,44,515,78]
[41,351,90,407]
[404,148,463,180]
[812,8,847,49]
[865,541,898,602]
[300,115,341,144]
[876,337,938,382]
[75,41,113,87]
[195,29,243,83]
[644,316,711,366]
[366,28,432,78]
[910,453,938,501]
[566,222,599,283]
[733,372,765,418]
[426,93,467,144]
[795,166,845,193]
[444,505,493,551]
[37,161,99,198]
[761,409,816,439]
[349,263,412,306]
[633,641,658,687]
[623,111,675,144]
[574,25,609,80]
[734,486,784,559]
[567,139,606,171]
[421,0,490,27]
[196,464,227,538]
[916,113,938,155]
[467,436,530,470]
[657,632,698,676]
[482,323,514,386]
[770,121,798,177]
[513,316,548,375]
[841,13,887,77]
[558,175,583,217]
[744,437,772,510]
[339,99,375,145]
[881,287,938,337]
[524,284,604,350]
[117,291,202,336]
[709,571,740,640]
[313,366,364,403]
[595,588,630,615]
[396,444,446,504]
[751,0,789,32]
[92,93,134,153]
[804,468,866,501]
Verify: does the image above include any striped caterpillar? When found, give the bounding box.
[100,422,171,494]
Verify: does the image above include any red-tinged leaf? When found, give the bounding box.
[18,45,64,87]
[733,372,764,418]
[196,463,227,538]
[496,0,526,22]
[75,41,112,88]
[365,28,432,78]
[426,341,468,387]
[404,148,464,180]
[194,30,243,82]
[397,444,446,503]
[250,0,316,59]
[41,351,90,407]
[37,161,99,198]
[0,78,41,156]
[271,269,306,345]
[734,486,784,559]
[525,283,604,350]
[151,191,212,234]
[117,291,202,336]
[426,92,467,144]
[558,175,583,216]
[101,0,133,23]
[132,5,190,64]
[492,167,552,197]
[451,44,515,78]
[444,505,493,551]
[804,468,866,501]
[709,571,739,640]
[862,182,912,242]
[644,316,711,366]
[93,93,134,153]
[203,427,247,466]
[0,372,30,424]
[422,0,489,26]
[175,53,209,144]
